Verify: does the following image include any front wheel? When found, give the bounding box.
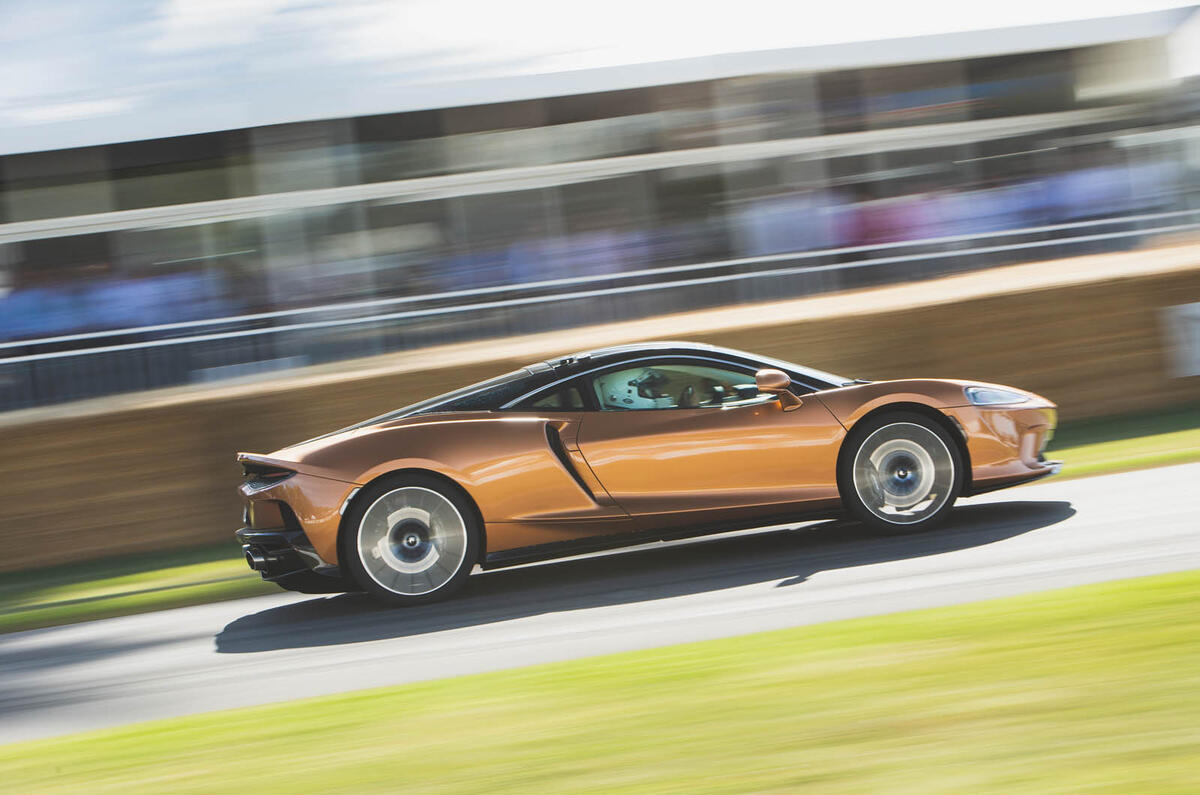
[341,473,480,606]
[838,412,963,534]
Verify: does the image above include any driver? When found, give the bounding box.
[601,368,675,409]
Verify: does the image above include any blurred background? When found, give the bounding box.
[3,1,1200,410]
[2,0,1200,576]
[2,5,1200,785]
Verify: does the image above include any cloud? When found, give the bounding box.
[6,96,140,124]
[145,0,291,54]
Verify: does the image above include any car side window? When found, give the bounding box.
[591,363,764,410]
[523,385,585,410]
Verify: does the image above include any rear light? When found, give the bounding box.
[242,462,296,490]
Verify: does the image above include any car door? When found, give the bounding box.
[504,381,626,518]
[573,357,845,524]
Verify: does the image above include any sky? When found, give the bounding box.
[0,0,1196,155]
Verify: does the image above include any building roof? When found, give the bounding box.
[1,3,1195,156]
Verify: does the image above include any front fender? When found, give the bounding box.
[813,379,974,429]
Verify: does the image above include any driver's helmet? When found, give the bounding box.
[604,368,674,409]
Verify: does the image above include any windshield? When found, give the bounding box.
[702,345,848,389]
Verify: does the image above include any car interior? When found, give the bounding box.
[591,364,763,410]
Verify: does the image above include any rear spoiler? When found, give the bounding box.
[235,451,360,485]
[236,452,298,472]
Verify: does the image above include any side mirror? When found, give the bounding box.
[755,368,802,412]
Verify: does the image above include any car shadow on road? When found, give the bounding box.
[215,499,1074,654]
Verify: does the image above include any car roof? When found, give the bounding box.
[339,341,847,430]
[540,341,723,371]
[533,341,848,391]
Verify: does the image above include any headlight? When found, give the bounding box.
[965,386,1030,406]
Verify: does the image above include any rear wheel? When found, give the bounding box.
[342,473,480,605]
[838,412,963,534]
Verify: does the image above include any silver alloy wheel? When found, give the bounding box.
[851,422,955,525]
[355,486,469,596]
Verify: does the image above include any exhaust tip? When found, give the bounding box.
[244,546,268,571]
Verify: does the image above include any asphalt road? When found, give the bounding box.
[2,464,1199,744]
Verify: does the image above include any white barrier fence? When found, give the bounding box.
[1,208,1198,410]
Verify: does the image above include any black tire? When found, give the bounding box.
[837,411,964,534]
[340,472,481,606]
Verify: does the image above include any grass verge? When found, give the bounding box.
[0,546,275,634]
[2,569,1198,793]
[2,403,1196,634]
[1045,402,1200,478]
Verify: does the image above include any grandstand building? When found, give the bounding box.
[1,5,1198,407]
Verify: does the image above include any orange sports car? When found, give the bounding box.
[236,342,1060,605]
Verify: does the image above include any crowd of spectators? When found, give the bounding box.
[0,149,1186,344]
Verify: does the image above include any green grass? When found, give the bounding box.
[3,569,1198,793]
[0,545,274,634]
[1046,402,1200,478]
[2,403,1196,635]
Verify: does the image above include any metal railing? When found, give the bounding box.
[2,207,1197,412]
